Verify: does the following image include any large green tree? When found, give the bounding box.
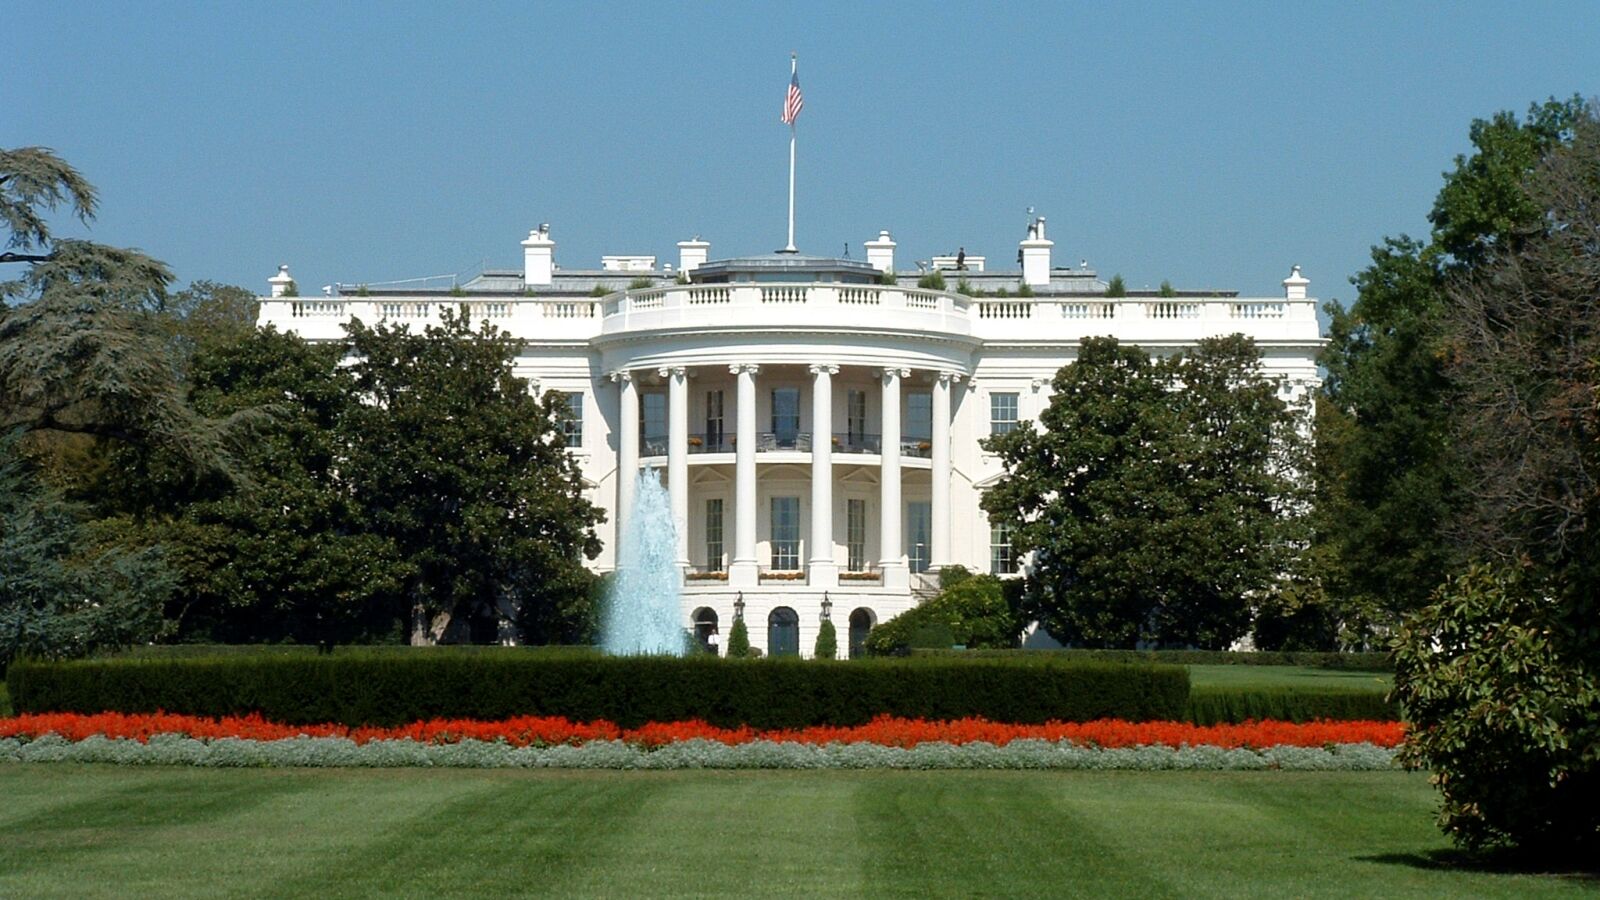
[1313,96,1587,640]
[1391,102,1600,861]
[0,434,172,671]
[982,334,1308,649]
[343,309,604,644]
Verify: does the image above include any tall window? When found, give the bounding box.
[770,496,800,570]
[991,519,1017,575]
[847,390,867,439]
[705,498,724,572]
[846,498,867,572]
[771,387,800,447]
[705,389,725,449]
[907,501,932,573]
[990,392,1019,436]
[640,392,667,455]
[906,392,932,441]
[560,392,584,448]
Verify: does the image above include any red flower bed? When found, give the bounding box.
[0,712,1405,749]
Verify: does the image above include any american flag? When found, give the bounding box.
[782,69,804,125]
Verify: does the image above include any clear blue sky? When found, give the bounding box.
[8,2,1598,303]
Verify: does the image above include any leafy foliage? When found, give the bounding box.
[916,270,946,290]
[1390,101,1600,861]
[725,618,751,658]
[8,654,1191,728]
[1104,274,1126,298]
[1393,566,1600,858]
[814,619,837,659]
[0,436,171,672]
[866,574,1022,655]
[982,335,1309,649]
[341,308,604,643]
[1314,96,1588,642]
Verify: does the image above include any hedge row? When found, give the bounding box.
[1186,688,1401,725]
[912,649,1394,671]
[6,656,1190,729]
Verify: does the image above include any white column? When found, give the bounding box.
[664,366,689,572]
[809,364,838,587]
[729,363,760,587]
[614,370,638,561]
[879,367,908,589]
[931,371,958,570]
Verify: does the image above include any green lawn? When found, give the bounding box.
[0,767,1589,898]
[1186,664,1392,692]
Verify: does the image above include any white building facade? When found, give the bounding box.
[258,220,1324,657]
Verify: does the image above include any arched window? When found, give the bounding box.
[848,608,876,660]
[767,606,800,657]
[692,607,719,655]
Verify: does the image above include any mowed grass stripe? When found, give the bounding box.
[537,771,873,896]
[259,771,658,898]
[0,769,506,899]
[853,771,1169,898]
[0,768,1591,898]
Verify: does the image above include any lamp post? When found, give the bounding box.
[820,591,832,622]
[734,591,745,622]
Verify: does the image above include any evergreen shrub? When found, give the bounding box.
[6,655,1190,729]
[911,648,1392,671]
[1186,687,1400,724]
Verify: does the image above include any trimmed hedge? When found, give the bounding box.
[912,649,1393,671]
[6,655,1190,729]
[1186,688,1401,725]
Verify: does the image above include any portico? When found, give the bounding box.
[611,359,964,592]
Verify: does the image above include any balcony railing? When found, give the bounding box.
[644,431,935,458]
[686,433,733,454]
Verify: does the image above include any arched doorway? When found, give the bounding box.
[768,606,799,657]
[849,608,876,659]
[692,607,719,655]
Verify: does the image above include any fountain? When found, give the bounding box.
[601,468,686,655]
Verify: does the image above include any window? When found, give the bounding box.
[907,501,931,573]
[847,390,867,439]
[770,496,800,570]
[991,519,1017,575]
[906,392,932,441]
[771,387,800,447]
[560,392,584,448]
[705,389,725,450]
[768,607,799,657]
[846,498,867,572]
[990,392,1019,436]
[640,392,667,455]
[705,498,724,571]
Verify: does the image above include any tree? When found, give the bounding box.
[726,617,751,658]
[1313,96,1587,640]
[982,335,1308,648]
[0,147,252,476]
[814,619,837,659]
[0,433,172,671]
[343,308,603,644]
[1391,102,1600,861]
[864,573,1022,655]
[1157,279,1176,298]
[1105,274,1127,298]
[126,328,405,648]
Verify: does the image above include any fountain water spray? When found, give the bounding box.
[601,468,685,655]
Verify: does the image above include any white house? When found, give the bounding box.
[257,218,1324,657]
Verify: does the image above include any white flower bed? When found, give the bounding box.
[0,735,1401,771]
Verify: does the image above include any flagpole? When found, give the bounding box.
[785,53,798,253]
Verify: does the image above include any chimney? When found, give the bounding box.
[1282,265,1309,300]
[267,264,295,297]
[1020,216,1052,287]
[677,236,710,275]
[522,224,555,286]
[864,229,896,274]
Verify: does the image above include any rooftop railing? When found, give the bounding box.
[258,285,1319,345]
